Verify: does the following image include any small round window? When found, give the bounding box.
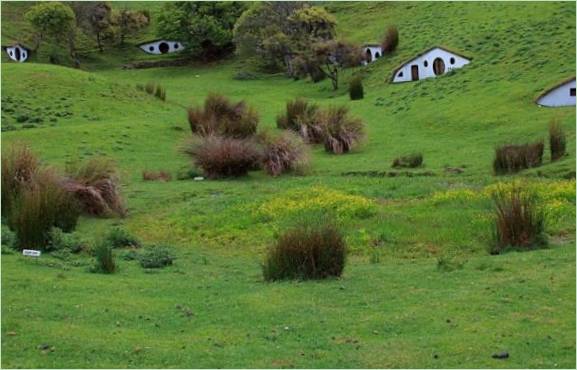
[174,43,179,49]
[450,57,455,65]
[424,60,428,67]
[149,46,154,52]
[9,51,13,57]
[398,72,403,77]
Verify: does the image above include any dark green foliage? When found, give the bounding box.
[138,245,174,268]
[437,255,466,272]
[549,119,566,161]
[491,184,547,254]
[47,227,86,253]
[154,85,166,101]
[263,216,347,281]
[381,25,399,54]
[105,227,140,248]
[349,76,364,100]
[144,82,155,95]
[493,141,544,174]
[91,242,116,274]
[392,153,423,168]
[321,106,365,154]
[1,224,15,248]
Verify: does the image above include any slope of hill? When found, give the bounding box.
[1,2,575,368]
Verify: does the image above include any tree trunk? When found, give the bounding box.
[96,32,103,52]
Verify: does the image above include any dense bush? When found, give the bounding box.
[10,169,81,251]
[47,227,86,253]
[349,76,364,100]
[491,183,546,254]
[183,136,261,179]
[276,98,323,144]
[321,106,365,154]
[142,170,172,182]
[259,131,309,177]
[381,25,399,54]
[105,227,141,248]
[1,144,39,218]
[392,153,423,168]
[187,93,258,138]
[263,216,347,281]
[91,242,116,274]
[1,224,15,248]
[138,245,174,268]
[493,141,544,175]
[64,157,125,217]
[549,119,566,161]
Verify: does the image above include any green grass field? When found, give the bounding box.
[1,1,575,368]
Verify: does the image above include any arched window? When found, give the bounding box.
[374,52,381,59]
[149,46,154,52]
[398,71,403,77]
[365,49,372,63]
[158,42,170,54]
[433,58,445,76]
[174,43,179,49]
[424,60,428,67]
[450,57,455,65]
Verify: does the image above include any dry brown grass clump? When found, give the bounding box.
[493,141,544,175]
[381,25,399,54]
[321,106,365,154]
[276,98,324,144]
[142,170,172,182]
[259,131,309,177]
[549,119,566,161]
[1,143,39,217]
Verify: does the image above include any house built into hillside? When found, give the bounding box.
[138,40,184,55]
[362,44,383,65]
[391,46,471,83]
[2,43,30,63]
[536,77,576,107]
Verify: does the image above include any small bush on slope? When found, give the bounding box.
[381,25,399,54]
[320,106,365,154]
[183,136,261,179]
[258,131,309,177]
[349,76,364,100]
[91,242,116,274]
[392,153,423,168]
[276,98,323,144]
[493,141,544,175]
[105,227,141,248]
[263,215,346,281]
[187,93,258,138]
[138,245,174,268]
[1,143,39,218]
[549,119,566,161]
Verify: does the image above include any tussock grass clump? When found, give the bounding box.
[154,84,166,101]
[549,119,566,161]
[183,136,261,179]
[138,245,174,268]
[263,216,347,281]
[144,82,155,95]
[1,143,39,218]
[142,170,172,182]
[321,106,365,154]
[64,157,125,217]
[382,25,399,54]
[187,93,258,138]
[349,76,364,100]
[392,153,423,168]
[91,242,116,274]
[106,227,140,248]
[259,131,309,177]
[493,141,544,175]
[10,169,81,251]
[276,98,323,144]
[491,183,546,254]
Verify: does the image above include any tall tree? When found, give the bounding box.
[114,9,149,45]
[25,2,77,61]
[156,2,246,60]
[72,2,114,52]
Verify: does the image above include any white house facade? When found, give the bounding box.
[363,44,383,65]
[536,78,576,107]
[3,44,29,62]
[391,46,471,83]
[138,40,184,55]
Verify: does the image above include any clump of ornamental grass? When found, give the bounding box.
[320,106,365,154]
[263,214,347,281]
[349,75,364,100]
[258,131,309,177]
[182,135,261,179]
[490,183,547,255]
[549,119,566,161]
[276,98,324,144]
[142,170,172,182]
[187,93,258,138]
[381,25,399,54]
[1,143,39,218]
[91,241,116,274]
[493,141,544,175]
[63,157,125,217]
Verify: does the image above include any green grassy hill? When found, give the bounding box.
[1,2,575,368]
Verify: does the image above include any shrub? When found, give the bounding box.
[491,183,546,254]
[105,227,140,248]
[1,224,15,248]
[154,84,166,101]
[91,242,116,274]
[9,169,81,251]
[263,216,347,281]
[381,25,399,54]
[320,106,365,154]
[144,81,155,95]
[392,153,423,168]
[259,131,309,177]
[183,136,261,179]
[276,98,323,144]
[138,245,174,268]
[349,76,364,100]
[47,227,86,253]
[187,93,258,138]
[549,119,566,161]
[64,157,125,217]
[142,170,172,182]
[493,141,544,175]
[1,144,39,218]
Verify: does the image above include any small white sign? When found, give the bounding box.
[22,249,41,257]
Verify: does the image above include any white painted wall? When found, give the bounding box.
[5,45,28,62]
[537,79,576,107]
[362,45,383,65]
[139,40,184,55]
[392,47,470,83]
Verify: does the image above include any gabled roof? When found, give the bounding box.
[535,76,576,102]
[390,46,472,82]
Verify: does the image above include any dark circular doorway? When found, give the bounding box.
[14,47,21,61]
[365,49,372,63]
[433,57,445,76]
[158,42,170,54]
